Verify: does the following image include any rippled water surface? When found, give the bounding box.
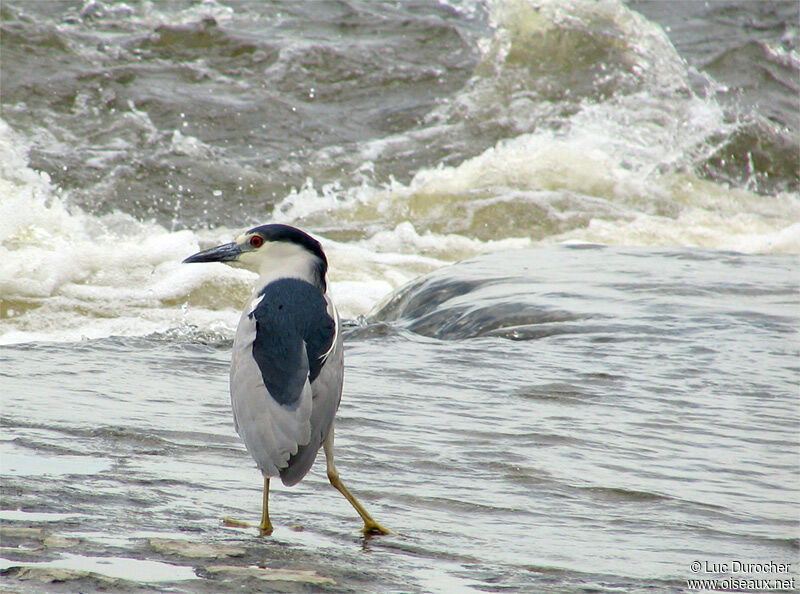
[1,0,799,591]
[3,247,798,592]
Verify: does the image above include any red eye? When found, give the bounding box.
[249,235,264,248]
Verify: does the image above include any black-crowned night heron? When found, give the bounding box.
[184,224,391,536]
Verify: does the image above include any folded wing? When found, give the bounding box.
[229,279,336,478]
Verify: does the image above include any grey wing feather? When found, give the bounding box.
[230,294,314,476]
[279,296,343,486]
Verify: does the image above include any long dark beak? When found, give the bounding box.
[183,241,242,264]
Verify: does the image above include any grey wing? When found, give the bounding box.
[230,295,314,477]
[279,296,343,486]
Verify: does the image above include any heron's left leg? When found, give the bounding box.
[323,427,393,535]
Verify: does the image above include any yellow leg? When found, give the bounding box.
[324,427,393,536]
[259,476,273,535]
[221,475,273,535]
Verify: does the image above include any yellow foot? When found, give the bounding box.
[222,517,273,536]
[259,521,274,536]
[222,517,251,528]
[362,521,394,536]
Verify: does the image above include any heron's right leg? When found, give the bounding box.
[323,427,393,535]
[221,476,273,535]
[259,476,273,535]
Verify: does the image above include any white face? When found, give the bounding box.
[233,232,322,286]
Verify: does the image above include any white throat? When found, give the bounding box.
[241,241,324,293]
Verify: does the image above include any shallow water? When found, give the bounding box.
[1,0,799,591]
[2,247,798,592]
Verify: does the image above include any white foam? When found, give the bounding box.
[0,134,452,342]
[0,121,245,343]
[266,0,798,254]
[71,0,235,27]
[1,0,798,345]
[557,207,800,254]
[169,129,214,158]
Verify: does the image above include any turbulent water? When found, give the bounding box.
[1,0,798,592]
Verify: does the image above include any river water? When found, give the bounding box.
[1,1,798,592]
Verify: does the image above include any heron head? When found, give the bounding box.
[183,224,328,290]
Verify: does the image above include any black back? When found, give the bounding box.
[249,278,335,408]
